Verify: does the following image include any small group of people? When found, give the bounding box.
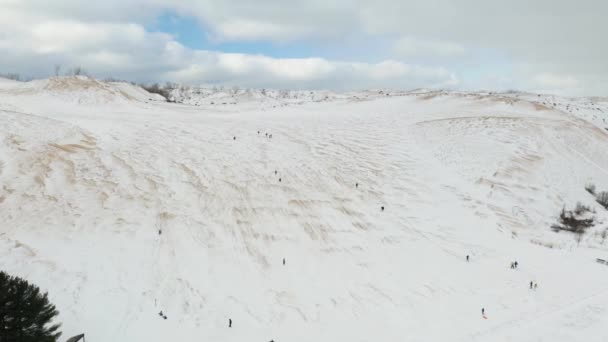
[254,131,272,139]
[475,257,542,319]
[158,311,167,320]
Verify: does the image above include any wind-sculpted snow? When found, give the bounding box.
[1,79,608,342]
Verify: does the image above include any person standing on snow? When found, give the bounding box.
[466,255,470,262]
[530,281,533,289]
[229,318,232,328]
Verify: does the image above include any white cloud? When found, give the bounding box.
[526,73,583,95]
[166,53,454,90]
[212,19,313,42]
[533,73,580,89]
[393,37,466,57]
[1,0,606,94]
[0,8,456,90]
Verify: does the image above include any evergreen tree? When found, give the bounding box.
[0,271,62,342]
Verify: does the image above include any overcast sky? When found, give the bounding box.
[0,0,606,95]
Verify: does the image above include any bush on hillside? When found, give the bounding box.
[597,191,608,210]
[64,66,87,77]
[141,83,172,101]
[0,73,21,81]
[585,183,596,195]
[0,271,62,342]
[551,202,595,235]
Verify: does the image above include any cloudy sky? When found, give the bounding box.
[0,0,606,95]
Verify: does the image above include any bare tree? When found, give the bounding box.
[585,183,596,195]
[552,203,595,235]
[0,73,20,81]
[597,191,608,209]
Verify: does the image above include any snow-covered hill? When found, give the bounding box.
[167,84,400,110]
[1,77,608,342]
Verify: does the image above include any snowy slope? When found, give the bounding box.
[1,79,608,342]
[167,85,397,111]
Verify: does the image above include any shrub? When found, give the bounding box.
[551,203,595,235]
[585,183,596,195]
[573,202,592,216]
[0,271,61,342]
[141,83,172,101]
[72,66,85,76]
[597,191,608,210]
[0,73,21,81]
